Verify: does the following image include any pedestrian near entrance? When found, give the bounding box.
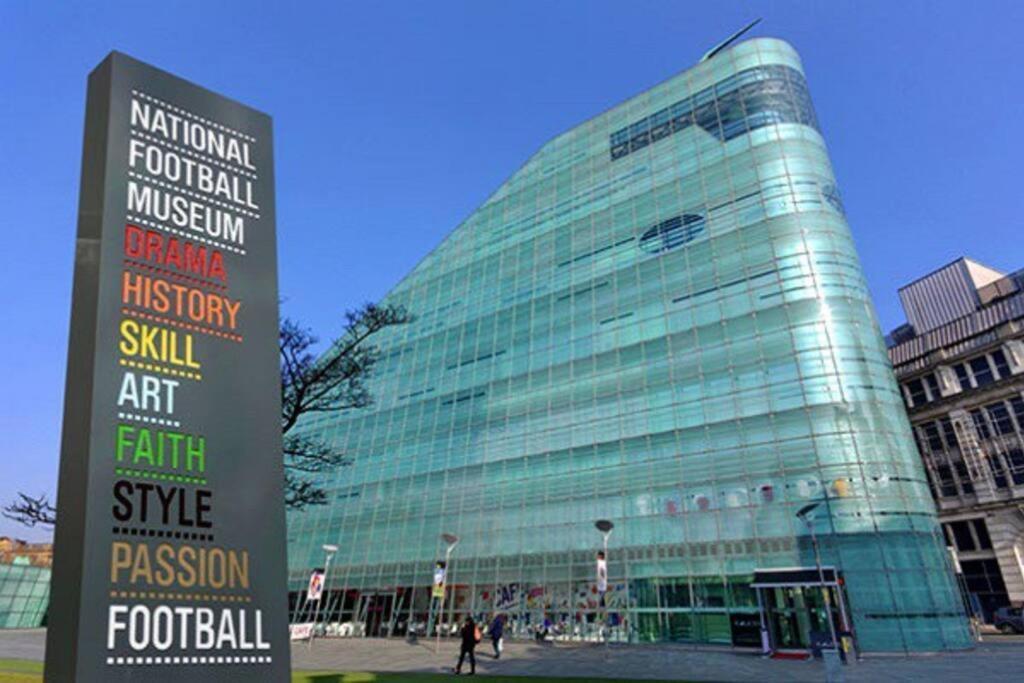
[455,616,480,675]
[489,613,505,659]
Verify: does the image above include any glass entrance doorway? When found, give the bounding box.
[752,567,852,654]
[764,584,841,650]
[360,593,395,637]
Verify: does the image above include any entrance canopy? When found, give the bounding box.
[751,567,839,588]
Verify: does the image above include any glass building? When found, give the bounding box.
[0,559,50,629]
[286,38,971,652]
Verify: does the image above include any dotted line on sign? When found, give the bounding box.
[126,214,246,256]
[128,170,261,220]
[123,258,228,292]
[113,527,213,542]
[119,358,202,381]
[132,90,257,143]
[122,308,243,343]
[106,655,272,666]
[130,128,258,180]
[115,467,207,485]
[110,590,250,603]
[117,411,181,428]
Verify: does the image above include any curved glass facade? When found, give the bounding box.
[0,561,50,628]
[286,38,971,652]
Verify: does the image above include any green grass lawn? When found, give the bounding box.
[0,659,41,683]
[1,659,687,683]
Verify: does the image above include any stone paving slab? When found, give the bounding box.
[3,628,1024,681]
[290,636,1024,682]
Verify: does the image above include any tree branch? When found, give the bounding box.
[7,301,413,526]
[2,493,56,528]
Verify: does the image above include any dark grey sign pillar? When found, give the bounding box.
[46,52,290,681]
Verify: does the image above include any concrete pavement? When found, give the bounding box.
[3,629,1024,681]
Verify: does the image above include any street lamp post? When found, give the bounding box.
[435,533,459,654]
[309,544,339,646]
[595,520,614,643]
[795,501,839,657]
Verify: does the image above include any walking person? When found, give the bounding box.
[454,616,480,675]
[489,613,505,659]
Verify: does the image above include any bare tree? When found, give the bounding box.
[2,493,56,528]
[280,302,410,508]
[4,302,411,528]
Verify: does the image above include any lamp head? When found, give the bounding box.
[441,533,459,547]
[322,544,339,554]
[795,502,821,520]
[595,520,614,533]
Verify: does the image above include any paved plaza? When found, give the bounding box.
[2,629,1024,681]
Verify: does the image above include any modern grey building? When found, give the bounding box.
[888,258,1024,622]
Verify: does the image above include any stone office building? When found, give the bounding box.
[888,258,1024,621]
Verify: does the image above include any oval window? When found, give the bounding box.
[638,214,705,254]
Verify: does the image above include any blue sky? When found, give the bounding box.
[2,1,1022,541]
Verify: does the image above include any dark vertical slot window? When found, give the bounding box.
[923,422,945,451]
[924,373,941,400]
[935,464,957,497]
[970,357,995,387]
[954,363,971,390]
[961,559,1007,593]
[949,521,976,552]
[1011,397,1024,428]
[988,454,1009,488]
[1006,449,1024,485]
[960,559,1010,622]
[953,461,974,494]
[906,379,927,406]
[912,431,928,455]
[985,402,1015,436]
[990,349,1011,379]
[940,417,959,449]
[971,409,992,439]
[972,519,993,550]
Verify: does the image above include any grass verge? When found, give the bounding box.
[1,660,686,683]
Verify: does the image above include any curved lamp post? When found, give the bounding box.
[309,544,339,646]
[435,533,460,654]
[795,501,840,656]
[595,520,614,643]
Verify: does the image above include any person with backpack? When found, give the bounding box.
[489,613,505,659]
[455,616,481,675]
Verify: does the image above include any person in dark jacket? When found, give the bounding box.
[455,616,479,675]
[489,613,505,659]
